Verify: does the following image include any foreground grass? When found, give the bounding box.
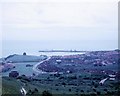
[2,77,22,95]
[2,74,120,96]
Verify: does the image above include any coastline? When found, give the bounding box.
[33,56,51,74]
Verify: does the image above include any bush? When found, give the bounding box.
[104,89,107,92]
[97,91,101,95]
[62,82,66,85]
[81,90,84,92]
[69,89,71,92]
[93,88,96,92]
[94,83,98,88]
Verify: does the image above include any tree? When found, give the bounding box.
[34,88,38,92]
[23,52,27,55]
[42,90,52,96]
[104,88,107,92]
[81,90,84,92]
[69,89,71,92]
[62,82,66,86]
[97,91,101,95]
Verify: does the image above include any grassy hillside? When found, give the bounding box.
[5,54,47,63]
[2,77,22,95]
[2,76,52,96]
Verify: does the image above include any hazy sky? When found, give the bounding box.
[0,0,119,56]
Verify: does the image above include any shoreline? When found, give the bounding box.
[33,56,51,74]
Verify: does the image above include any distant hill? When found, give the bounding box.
[4,54,47,63]
[0,58,5,63]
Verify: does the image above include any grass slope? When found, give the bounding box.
[2,77,22,95]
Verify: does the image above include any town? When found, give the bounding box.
[1,49,120,95]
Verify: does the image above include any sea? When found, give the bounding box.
[2,40,86,57]
[2,40,117,58]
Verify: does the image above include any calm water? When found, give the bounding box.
[2,52,85,76]
[2,62,39,76]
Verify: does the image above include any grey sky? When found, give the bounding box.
[1,1,117,40]
[0,0,118,55]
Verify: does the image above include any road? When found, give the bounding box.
[33,56,51,74]
[99,78,108,85]
[20,87,27,96]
